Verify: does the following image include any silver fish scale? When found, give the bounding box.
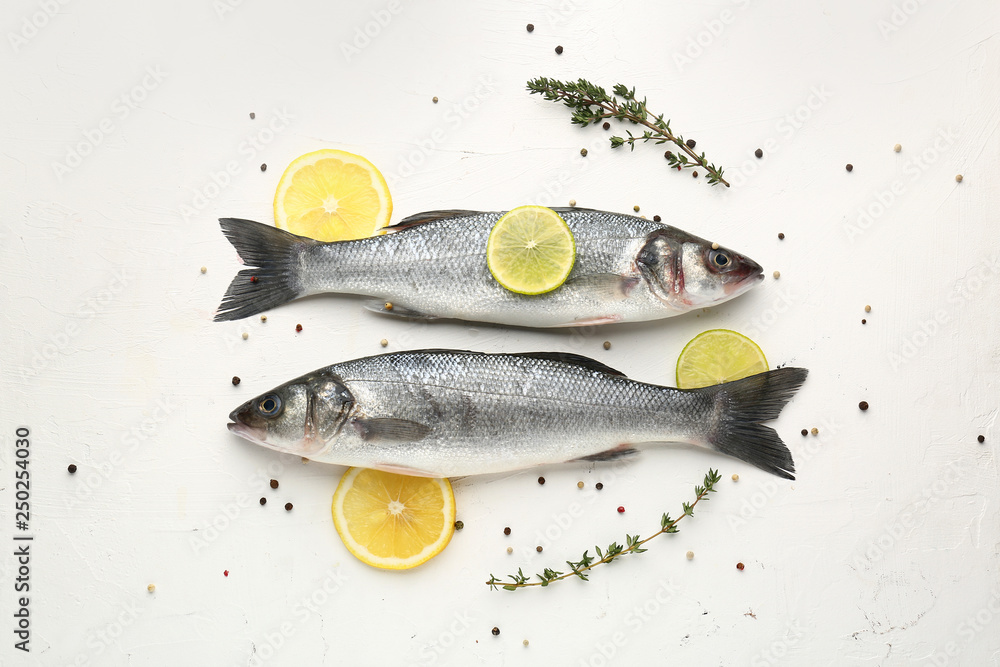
[324,350,710,476]
[298,209,675,327]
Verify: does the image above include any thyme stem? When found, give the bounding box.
[486,468,722,591]
[526,77,729,187]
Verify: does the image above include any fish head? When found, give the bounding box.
[636,228,763,309]
[227,369,353,457]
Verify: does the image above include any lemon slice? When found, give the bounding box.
[486,205,576,295]
[274,149,392,242]
[675,329,769,389]
[331,467,456,570]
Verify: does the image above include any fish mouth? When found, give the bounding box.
[227,420,266,445]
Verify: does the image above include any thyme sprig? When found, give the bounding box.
[487,468,722,591]
[526,77,729,187]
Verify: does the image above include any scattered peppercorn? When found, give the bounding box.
[492,627,501,636]
[380,339,388,347]
[772,271,781,279]
[692,171,698,178]
[536,545,543,552]
[602,121,610,130]
[865,305,871,313]
[200,266,207,274]
[68,464,77,474]
[260,163,267,172]
[250,275,258,283]
[893,143,901,152]
[755,148,763,159]
[778,233,785,240]
[284,502,293,511]
[686,551,694,560]
[454,520,464,530]
[603,341,611,350]
[811,427,819,436]
[260,315,267,322]
[685,139,696,149]
[579,148,588,157]
[711,242,719,250]
[504,526,511,535]
[232,376,241,385]
[224,570,229,577]
[664,151,674,160]
[147,583,156,593]
[569,199,576,207]
[432,96,438,103]
[595,482,603,490]
[537,476,545,485]
[862,319,867,324]
[978,435,985,443]
[653,215,661,222]
[506,546,513,554]
[617,506,625,514]
[242,332,249,340]
[859,401,869,411]
[523,639,529,647]
[250,112,255,119]
[731,473,739,482]
[385,302,393,311]
[554,45,563,54]
[633,205,640,212]
[955,174,963,183]
[259,497,266,505]
[270,479,279,489]
[801,429,808,436]
[295,324,302,332]
[846,164,853,172]
[526,23,534,32]
[577,481,584,488]
[736,562,745,570]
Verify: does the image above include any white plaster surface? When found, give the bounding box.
[1,0,999,665]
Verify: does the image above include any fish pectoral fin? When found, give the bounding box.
[570,445,640,463]
[563,273,639,301]
[353,418,431,443]
[363,300,439,320]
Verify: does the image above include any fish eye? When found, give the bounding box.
[257,394,283,418]
[709,249,732,271]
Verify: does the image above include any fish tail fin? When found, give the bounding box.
[214,218,317,322]
[696,367,808,480]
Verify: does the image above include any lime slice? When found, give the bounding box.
[486,205,575,295]
[675,329,769,389]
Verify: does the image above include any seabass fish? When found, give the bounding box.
[228,350,807,479]
[214,208,763,327]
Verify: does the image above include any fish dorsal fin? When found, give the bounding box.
[384,210,479,233]
[511,352,626,377]
[392,349,627,377]
[549,207,602,215]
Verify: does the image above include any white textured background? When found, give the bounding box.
[2,0,999,665]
